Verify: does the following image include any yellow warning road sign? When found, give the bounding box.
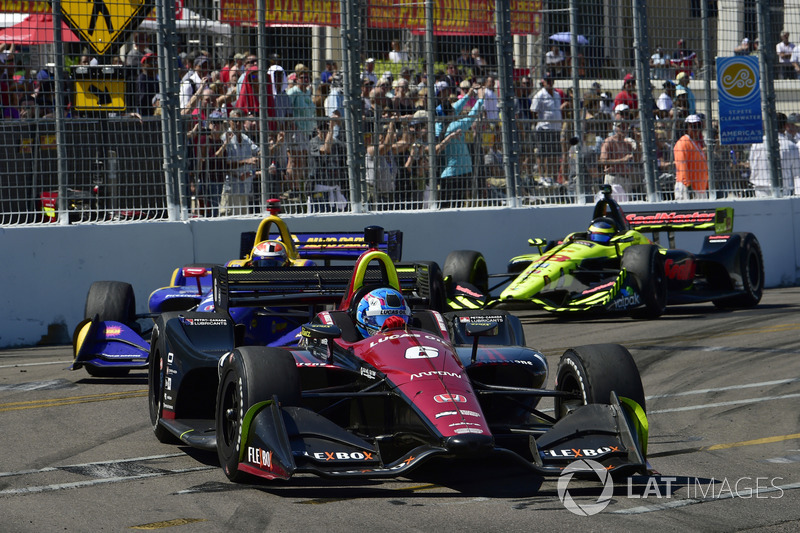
[61,0,153,55]
[75,79,126,111]
[73,65,127,111]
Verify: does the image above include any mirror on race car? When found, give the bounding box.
[465,320,499,364]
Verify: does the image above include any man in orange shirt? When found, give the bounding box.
[673,114,708,200]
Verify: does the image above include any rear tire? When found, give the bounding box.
[622,245,667,319]
[85,281,135,323]
[216,347,300,483]
[554,344,645,419]
[443,250,489,294]
[713,233,764,308]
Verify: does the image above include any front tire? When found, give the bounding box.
[85,281,135,323]
[554,343,645,419]
[714,233,764,308]
[443,250,489,294]
[148,325,178,444]
[622,245,667,319]
[216,347,300,483]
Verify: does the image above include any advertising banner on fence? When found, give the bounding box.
[716,56,763,145]
[220,0,540,35]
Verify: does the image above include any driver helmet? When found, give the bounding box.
[588,217,617,244]
[355,288,411,338]
[250,240,288,267]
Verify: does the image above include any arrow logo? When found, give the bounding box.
[87,85,112,106]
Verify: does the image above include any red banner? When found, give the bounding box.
[219,0,540,35]
[0,1,50,14]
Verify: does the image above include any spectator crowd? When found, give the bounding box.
[3,29,800,217]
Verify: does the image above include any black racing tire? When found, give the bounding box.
[423,261,447,313]
[147,323,179,444]
[216,347,300,483]
[443,250,489,294]
[85,281,136,324]
[713,233,764,309]
[554,343,645,420]
[622,245,667,319]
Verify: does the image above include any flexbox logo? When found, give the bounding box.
[557,459,614,516]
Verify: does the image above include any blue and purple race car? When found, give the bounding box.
[71,215,403,376]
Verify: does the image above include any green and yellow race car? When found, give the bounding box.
[445,186,764,319]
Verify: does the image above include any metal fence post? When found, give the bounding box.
[52,1,69,225]
[631,0,658,202]
[701,0,716,197]
[568,0,583,204]
[495,0,518,206]
[155,0,181,221]
[257,0,272,212]
[424,0,438,209]
[341,0,364,213]
[757,0,782,197]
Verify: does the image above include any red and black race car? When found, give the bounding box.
[149,227,650,483]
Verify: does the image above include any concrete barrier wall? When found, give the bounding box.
[2,198,798,348]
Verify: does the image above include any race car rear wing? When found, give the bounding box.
[625,207,733,247]
[239,230,403,263]
[213,261,441,313]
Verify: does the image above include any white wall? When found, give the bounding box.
[2,198,797,348]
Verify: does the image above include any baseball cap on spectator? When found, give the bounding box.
[788,113,800,124]
[365,58,375,64]
[742,38,750,45]
[434,80,449,93]
[234,53,245,61]
[614,104,630,115]
[685,114,702,124]
[623,73,635,82]
[411,110,429,124]
[400,66,412,76]
[295,63,308,74]
[591,81,601,89]
[362,77,374,86]
[194,56,208,68]
[676,72,689,82]
[383,71,393,79]
[141,53,155,65]
[459,79,471,90]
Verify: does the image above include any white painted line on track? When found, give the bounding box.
[0,466,214,496]
[0,453,186,478]
[0,360,73,369]
[610,481,800,515]
[649,393,800,414]
[647,378,800,400]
